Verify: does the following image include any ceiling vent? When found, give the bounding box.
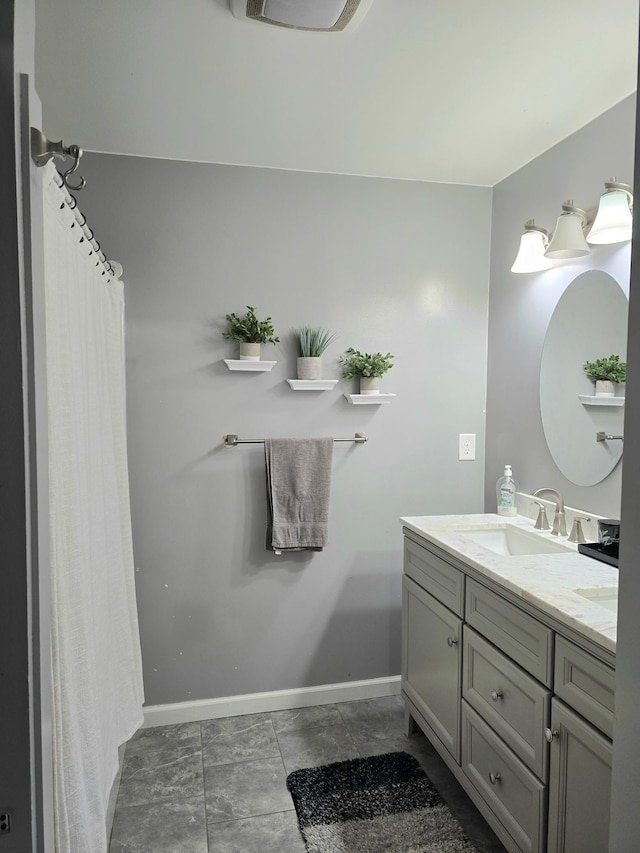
[230,0,373,32]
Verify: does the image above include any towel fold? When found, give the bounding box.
[265,438,334,552]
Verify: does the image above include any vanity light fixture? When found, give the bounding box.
[544,201,591,259]
[586,178,633,245]
[511,178,634,274]
[510,220,553,273]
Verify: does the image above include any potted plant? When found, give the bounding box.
[222,306,279,361]
[338,347,394,394]
[295,326,336,379]
[583,354,626,397]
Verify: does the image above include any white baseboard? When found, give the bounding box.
[142,675,401,728]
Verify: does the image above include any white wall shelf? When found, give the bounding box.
[286,379,339,391]
[578,395,624,407]
[344,393,396,405]
[224,360,277,372]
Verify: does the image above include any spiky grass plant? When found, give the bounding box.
[296,326,336,358]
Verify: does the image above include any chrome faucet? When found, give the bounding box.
[532,488,567,537]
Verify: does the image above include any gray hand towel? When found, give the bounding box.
[264,438,334,552]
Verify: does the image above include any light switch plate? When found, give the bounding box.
[458,433,476,461]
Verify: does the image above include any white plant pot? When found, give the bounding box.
[239,342,261,361]
[297,356,322,380]
[595,380,615,397]
[359,377,380,395]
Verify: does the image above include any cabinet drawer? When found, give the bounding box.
[404,536,464,616]
[466,579,553,687]
[463,626,550,781]
[554,637,615,739]
[462,701,546,853]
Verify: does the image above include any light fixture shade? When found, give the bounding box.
[545,212,590,259]
[586,189,633,244]
[511,230,553,273]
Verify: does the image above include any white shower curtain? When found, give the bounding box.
[42,162,144,852]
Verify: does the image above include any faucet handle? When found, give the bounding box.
[534,501,550,530]
[568,516,591,544]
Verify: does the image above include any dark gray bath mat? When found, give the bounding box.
[286,751,478,852]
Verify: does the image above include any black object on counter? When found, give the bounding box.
[578,541,619,568]
[597,519,620,548]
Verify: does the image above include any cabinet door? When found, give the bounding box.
[402,575,462,761]
[547,698,612,853]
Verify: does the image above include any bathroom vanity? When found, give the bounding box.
[400,513,617,853]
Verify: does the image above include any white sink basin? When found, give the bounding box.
[456,525,574,556]
[573,586,618,613]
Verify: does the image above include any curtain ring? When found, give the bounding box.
[62,145,86,192]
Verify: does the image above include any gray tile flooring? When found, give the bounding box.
[109,695,507,853]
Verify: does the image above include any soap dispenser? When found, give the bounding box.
[496,465,518,517]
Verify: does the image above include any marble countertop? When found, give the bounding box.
[400,512,618,653]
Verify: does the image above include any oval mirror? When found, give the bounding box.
[540,270,627,486]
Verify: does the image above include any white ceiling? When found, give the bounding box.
[34,0,639,186]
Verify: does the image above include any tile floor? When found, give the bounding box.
[109,695,507,853]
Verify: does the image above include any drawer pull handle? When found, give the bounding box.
[544,727,559,743]
[489,771,501,785]
[490,689,504,702]
[447,637,458,647]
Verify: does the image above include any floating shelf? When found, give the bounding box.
[286,379,339,391]
[344,393,397,405]
[578,395,625,407]
[224,359,277,372]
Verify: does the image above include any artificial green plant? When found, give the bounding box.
[222,306,279,344]
[582,354,626,383]
[338,347,394,378]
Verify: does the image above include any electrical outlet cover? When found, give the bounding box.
[458,433,476,461]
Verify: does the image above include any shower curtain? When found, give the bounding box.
[42,162,144,852]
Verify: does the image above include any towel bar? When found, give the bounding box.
[596,432,624,442]
[223,432,368,447]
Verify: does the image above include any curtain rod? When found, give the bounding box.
[30,127,123,282]
[223,433,368,447]
[31,127,87,190]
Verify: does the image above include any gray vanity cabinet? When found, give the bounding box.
[546,698,612,853]
[401,575,462,761]
[401,529,615,853]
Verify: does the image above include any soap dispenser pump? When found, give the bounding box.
[497,465,518,517]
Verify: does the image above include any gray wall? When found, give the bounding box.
[485,95,636,517]
[486,90,640,848]
[79,156,491,706]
